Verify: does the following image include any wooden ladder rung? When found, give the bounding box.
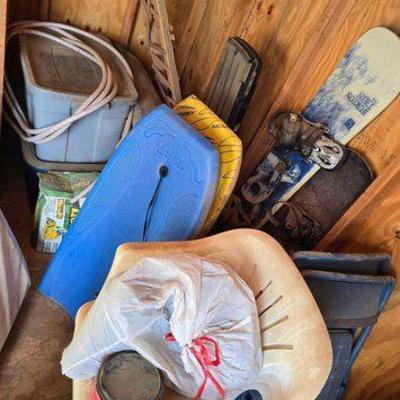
[149,42,166,56]
[154,69,171,89]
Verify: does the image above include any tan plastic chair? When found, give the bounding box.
[72,229,332,400]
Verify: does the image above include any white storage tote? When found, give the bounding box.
[19,35,138,163]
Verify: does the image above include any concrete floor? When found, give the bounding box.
[0,131,73,399]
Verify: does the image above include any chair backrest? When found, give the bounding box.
[73,229,332,400]
[293,251,391,276]
[302,270,395,329]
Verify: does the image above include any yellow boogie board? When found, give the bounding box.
[175,95,242,234]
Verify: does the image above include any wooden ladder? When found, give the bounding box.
[141,0,182,107]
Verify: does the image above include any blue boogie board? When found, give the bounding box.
[39,105,220,317]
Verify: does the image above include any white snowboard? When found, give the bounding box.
[227,27,400,228]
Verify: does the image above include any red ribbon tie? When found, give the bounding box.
[166,333,225,400]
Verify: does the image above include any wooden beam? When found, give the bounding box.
[49,0,131,41]
[153,0,181,104]
[119,0,140,46]
[174,0,209,75]
[39,0,51,21]
[0,0,7,125]
[143,0,181,106]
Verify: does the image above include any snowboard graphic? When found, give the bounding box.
[222,27,400,229]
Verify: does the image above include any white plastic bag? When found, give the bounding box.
[62,253,262,399]
[0,209,30,351]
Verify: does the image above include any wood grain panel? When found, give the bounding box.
[238,0,330,150]
[172,0,208,75]
[49,0,130,40]
[180,0,257,100]
[316,159,400,400]
[39,0,50,21]
[119,0,139,46]
[127,2,152,69]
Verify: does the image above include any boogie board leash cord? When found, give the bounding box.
[142,165,169,241]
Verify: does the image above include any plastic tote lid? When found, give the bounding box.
[92,351,163,400]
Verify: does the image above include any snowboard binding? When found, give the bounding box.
[268,112,345,170]
[267,201,323,250]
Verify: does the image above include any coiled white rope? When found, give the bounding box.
[4,21,135,144]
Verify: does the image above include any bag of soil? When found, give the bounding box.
[33,172,98,253]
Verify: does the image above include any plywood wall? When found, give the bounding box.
[5,1,400,396]
[4,0,400,400]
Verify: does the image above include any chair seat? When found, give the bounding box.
[72,229,332,400]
